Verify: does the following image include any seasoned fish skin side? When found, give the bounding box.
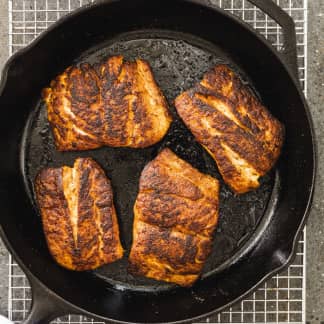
[42,56,172,151]
[175,64,284,194]
[35,158,123,271]
[129,148,220,287]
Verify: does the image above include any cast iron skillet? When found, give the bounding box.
[0,0,316,323]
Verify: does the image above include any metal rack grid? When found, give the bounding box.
[7,0,308,323]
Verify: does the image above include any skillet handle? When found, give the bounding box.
[247,0,299,82]
[22,275,72,324]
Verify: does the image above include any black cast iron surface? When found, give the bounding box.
[25,34,274,291]
[0,0,315,323]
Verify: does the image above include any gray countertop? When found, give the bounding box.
[0,0,9,317]
[0,0,323,323]
[305,1,324,323]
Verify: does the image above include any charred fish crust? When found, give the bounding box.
[175,64,284,194]
[129,148,219,287]
[42,55,172,151]
[35,157,124,271]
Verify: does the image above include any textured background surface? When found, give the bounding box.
[0,0,323,323]
[0,0,9,316]
[305,1,324,323]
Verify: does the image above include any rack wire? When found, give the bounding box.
[7,0,308,323]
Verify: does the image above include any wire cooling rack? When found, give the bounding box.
[7,0,308,323]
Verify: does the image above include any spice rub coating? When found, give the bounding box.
[175,64,284,194]
[43,56,172,151]
[35,158,123,271]
[129,149,220,287]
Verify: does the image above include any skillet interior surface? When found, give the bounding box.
[24,31,275,292]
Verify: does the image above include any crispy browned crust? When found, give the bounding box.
[175,64,285,194]
[42,56,172,151]
[128,148,219,287]
[35,158,123,271]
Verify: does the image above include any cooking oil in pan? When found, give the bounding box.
[24,33,275,292]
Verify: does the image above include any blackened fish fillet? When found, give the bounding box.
[129,149,220,287]
[42,56,172,151]
[35,158,123,271]
[175,64,284,194]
